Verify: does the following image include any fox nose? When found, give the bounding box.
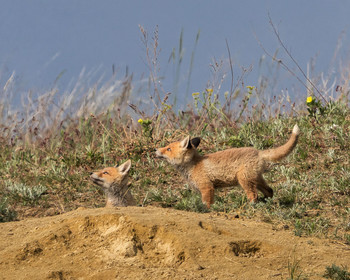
[155,149,163,158]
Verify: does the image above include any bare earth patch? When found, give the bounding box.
[0,207,349,280]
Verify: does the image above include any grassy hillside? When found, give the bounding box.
[0,27,349,247]
[0,79,349,246]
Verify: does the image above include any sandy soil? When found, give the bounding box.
[0,206,349,280]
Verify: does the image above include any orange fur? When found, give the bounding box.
[156,125,300,207]
[90,160,135,207]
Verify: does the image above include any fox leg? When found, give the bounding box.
[257,176,273,199]
[237,172,258,203]
[198,183,215,208]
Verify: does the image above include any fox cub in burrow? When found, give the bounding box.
[156,124,300,208]
[90,160,136,207]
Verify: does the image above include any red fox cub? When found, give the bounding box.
[90,160,136,207]
[156,125,300,208]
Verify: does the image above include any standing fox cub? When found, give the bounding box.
[156,125,300,208]
[90,160,136,207]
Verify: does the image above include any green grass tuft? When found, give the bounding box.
[323,264,350,280]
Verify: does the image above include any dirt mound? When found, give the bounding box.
[0,207,349,279]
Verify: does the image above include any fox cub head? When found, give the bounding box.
[90,160,131,191]
[156,136,201,166]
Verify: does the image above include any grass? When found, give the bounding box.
[287,254,308,280]
[5,181,47,206]
[1,88,349,244]
[323,264,350,280]
[0,26,349,247]
[0,197,17,222]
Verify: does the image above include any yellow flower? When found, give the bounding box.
[206,88,213,94]
[192,92,200,97]
[306,96,313,103]
[246,86,255,91]
[138,118,143,124]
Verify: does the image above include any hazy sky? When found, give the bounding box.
[1,0,349,102]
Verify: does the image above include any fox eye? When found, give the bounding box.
[167,148,171,151]
[103,171,109,175]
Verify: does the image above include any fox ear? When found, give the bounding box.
[191,137,201,148]
[180,136,191,149]
[118,160,131,176]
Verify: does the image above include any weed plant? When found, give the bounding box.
[323,264,350,280]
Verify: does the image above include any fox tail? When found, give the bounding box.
[259,124,300,162]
